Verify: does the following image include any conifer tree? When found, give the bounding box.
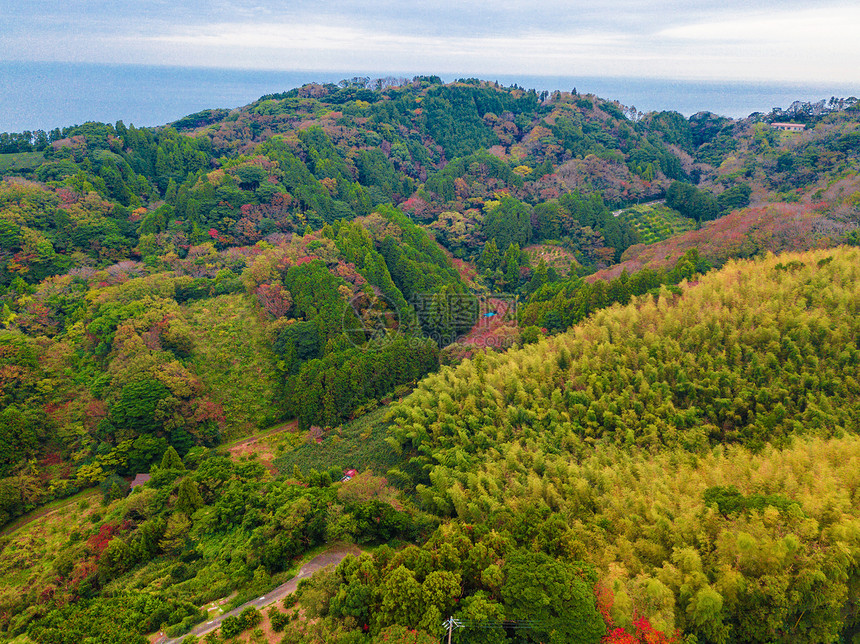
[480,238,500,270]
[160,446,185,471]
[176,477,203,516]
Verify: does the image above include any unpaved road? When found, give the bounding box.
[0,488,99,538]
[155,544,360,644]
[224,419,298,453]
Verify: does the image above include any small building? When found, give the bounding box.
[341,468,358,482]
[771,122,805,132]
[130,473,151,490]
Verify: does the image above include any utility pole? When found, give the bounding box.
[447,616,453,644]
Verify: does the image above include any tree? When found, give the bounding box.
[533,202,561,240]
[604,618,681,644]
[686,587,730,643]
[159,512,191,554]
[220,614,245,639]
[527,259,549,294]
[238,606,263,629]
[176,477,203,516]
[376,565,424,630]
[482,195,532,251]
[503,243,522,289]
[422,570,461,617]
[453,592,507,644]
[717,183,751,213]
[501,550,604,644]
[480,238,501,270]
[111,378,171,437]
[160,445,185,471]
[372,625,438,644]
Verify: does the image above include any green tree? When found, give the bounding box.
[422,570,461,618]
[454,592,507,644]
[160,445,185,471]
[111,378,171,437]
[501,550,604,644]
[372,625,438,644]
[483,196,532,251]
[480,238,501,270]
[686,586,731,643]
[533,202,561,240]
[176,477,203,516]
[376,565,424,630]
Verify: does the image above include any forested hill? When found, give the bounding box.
[4,247,860,644]
[1,76,860,643]
[380,246,860,643]
[0,76,763,519]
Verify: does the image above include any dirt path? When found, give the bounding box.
[225,420,298,474]
[0,488,99,538]
[154,544,361,644]
[1,423,298,539]
[223,419,298,451]
[612,198,666,216]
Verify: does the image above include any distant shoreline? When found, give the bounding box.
[2,60,857,132]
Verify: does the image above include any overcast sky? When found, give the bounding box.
[2,0,859,83]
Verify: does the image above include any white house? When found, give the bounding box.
[771,122,805,132]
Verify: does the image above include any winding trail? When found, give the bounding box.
[2,423,298,539]
[223,419,298,452]
[0,488,99,538]
[155,544,361,644]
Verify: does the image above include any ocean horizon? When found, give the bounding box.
[2,61,858,134]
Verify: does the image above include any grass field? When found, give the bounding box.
[271,406,404,482]
[0,491,103,602]
[0,488,99,538]
[616,202,696,245]
[0,152,45,173]
[184,293,280,438]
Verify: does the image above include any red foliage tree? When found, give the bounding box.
[255,282,292,318]
[86,523,119,557]
[595,582,614,625]
[602,617,681,644]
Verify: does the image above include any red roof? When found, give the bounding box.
[130,473,151,489]
[344,469,358,477]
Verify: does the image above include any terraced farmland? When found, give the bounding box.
[522,243,580,276]
[615,202,696,244]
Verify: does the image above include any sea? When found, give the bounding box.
[2,61,858,134]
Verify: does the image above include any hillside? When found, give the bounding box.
[0,202,467,528]
[8,248,860,644]
[380,247,860,643]
[591,197,857,280]
[1,77,860,643]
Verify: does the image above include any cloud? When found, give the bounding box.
[147,22,626,54]
[133,22,632,75]
[652,6,860,81]
[658,6,860,42]
[2,1,858,83]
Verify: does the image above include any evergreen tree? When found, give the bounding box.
[480,238,501,270]
[160,446,185,471]
[176,477,203,516]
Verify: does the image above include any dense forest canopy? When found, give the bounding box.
[1,76,860,643]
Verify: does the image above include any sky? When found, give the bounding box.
[1,0,859,83]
